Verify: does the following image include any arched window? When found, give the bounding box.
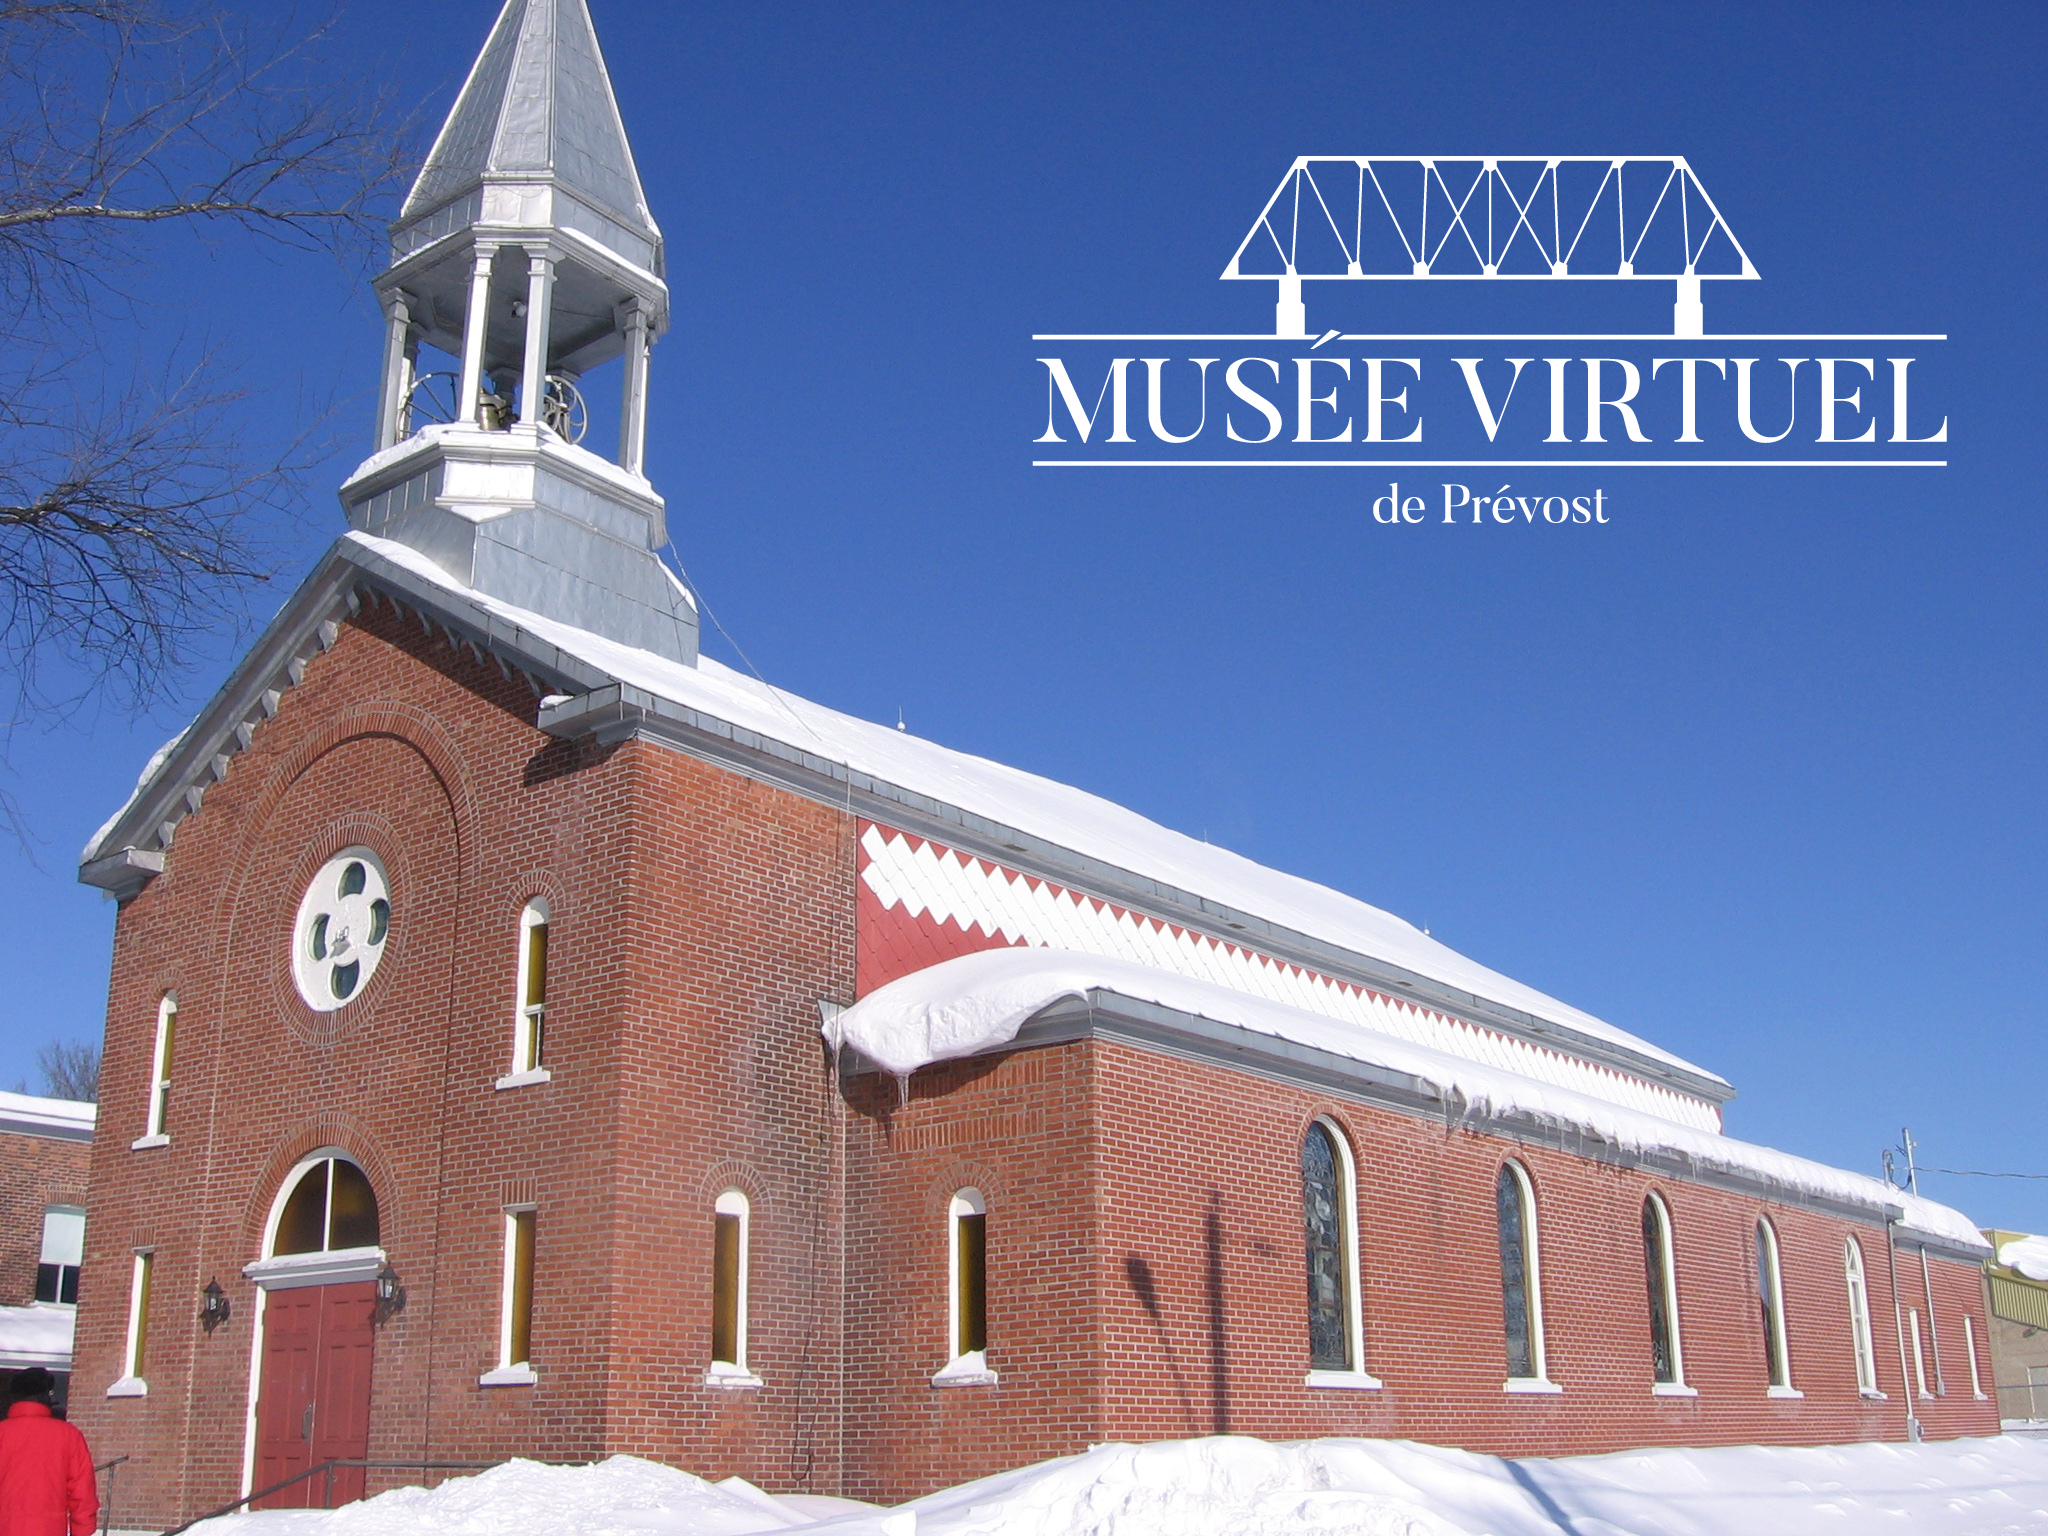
[272,1155,380,1256]
[949,1189,986,1363]
[1302,1120,1364,1377]
[1641,1194,1686,1388]
[139,994,176,1144]
[1755,1218,1793,1391]
[1497,1162,1550,1385]
[511,900,549,1077]
[1844,1237,1878,1395]
[1909,1307,1930,1397]
[709,1190,753,1381]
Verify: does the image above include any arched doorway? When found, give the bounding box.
[244,1153,382,1508]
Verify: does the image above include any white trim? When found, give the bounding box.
[497,1207,536,1371]
[144,994,176,1139]
[292,848,392,1010]
[113,1250,153,1393]
[947,1187,986,1366]
[1643,1191,1687,1389]
[129,1133,170,1151]
[1305,1117,1367,1377]
[1306,1369,1383,1390]
[1844,1236,1879,1395]
[1767,1384,1806,1399]
[1499,1161,1548,1384]
[931,1349,998,1388]
[494,1067,552,1091]
[1756,1217,1794,1391]
[478,1363,537,1388]
[1860,1388,1891,1400]
[242,1245,385,1291]
[1909,1307,1931,1398]
[1964,1314,1987,1399]
[511,899,549,1075]
[1503,1377,1563,1395]
[711,1189,751,1372]
[1651,1382,1699,1398]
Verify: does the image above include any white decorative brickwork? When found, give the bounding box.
[859,823,1721,1132]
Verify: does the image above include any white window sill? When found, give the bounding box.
[1503,1378,1563,1395]
[495,1067,552,1091]
[931,1351,998,1388]
[1974,1392,1990,1402]
[1651,1382,1699,1398]
[1306,1369,1383,1391]
[106,1376,147,1398]
[1861,1389,1891,1400]
[1767,1385,1804,1400]
[130,1133,169,1151]
[478,1364,537,1388]
[703,1364,764,1390]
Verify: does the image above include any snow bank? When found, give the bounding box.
[2002,1234,2048,1282]
[184,1457,813,1536]
[0,1303,75,1366]
[823,948,1983,1247]
[206,1437,2048,1536]
[835,1434,2048,1536]
[333,531,1718,1085]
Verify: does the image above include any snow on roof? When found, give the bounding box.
[0,1304,75,1368]
[0,1089,95,1140]
[824,947,1982,1248]
[1998,1233,2048,1282]
[342,531,1721,1088]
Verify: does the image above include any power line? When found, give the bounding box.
[1920,1166,2048,1181]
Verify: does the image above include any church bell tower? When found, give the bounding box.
[339,0,698,664]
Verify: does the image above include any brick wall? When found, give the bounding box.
[67,582,1999,1526]
[0,1127,90,1307]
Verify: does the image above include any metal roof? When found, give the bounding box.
[400,0,659,261]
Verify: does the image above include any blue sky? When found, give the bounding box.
[6,1,2046,1229]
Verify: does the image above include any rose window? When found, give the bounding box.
[292,849,391,1009]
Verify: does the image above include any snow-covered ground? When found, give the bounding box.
[181,1433,2048,1536]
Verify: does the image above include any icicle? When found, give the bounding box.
[894,1071,911,1110]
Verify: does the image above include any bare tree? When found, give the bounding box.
[37,1037,100,1100]
[0,1,412,746]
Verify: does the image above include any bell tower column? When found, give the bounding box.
[618,299,651,475]
[375,290,416,450]
[519,250,557,429]
[456,243,500,425]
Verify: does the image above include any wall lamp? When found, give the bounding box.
[199,1278,231,1334]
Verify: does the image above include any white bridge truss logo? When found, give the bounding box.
[859,824,1720,1131]
[1226,156,1758,338]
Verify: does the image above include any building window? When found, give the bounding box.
[292,848,391,1010]
[708,1191,757,1386]
[1844,1237,1879,1395]
[35,1206,85,1305]
[1302,1119,1366,1378]
[1909,1307,1931,1398]
[108,1251,154,1396]
[1641,1194,1686,1388]
[484,1207,537,1385]
[273,1156,381,1255]
[1755,1218,1794,1392]
[141,995,176,1142]
[512,900,549,1075]
[1963,1313,1986,1399]
[929,1187,995,1386]
[1497,1162,1551,1386]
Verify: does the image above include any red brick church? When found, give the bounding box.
[68,0,1995,1525]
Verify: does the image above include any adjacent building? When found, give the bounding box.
[65,0,1998,1526]
[1982,1230,2048,1430]
[0,1089,95,1410]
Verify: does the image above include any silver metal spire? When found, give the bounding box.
[399,0,660,275]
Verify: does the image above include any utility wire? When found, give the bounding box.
[662,547,824,748]
[1920,1166,2048,1181]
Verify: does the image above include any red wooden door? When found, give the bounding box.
[254,1281,376,1508]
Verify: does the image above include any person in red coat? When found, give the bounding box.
[0,1368,99,1536]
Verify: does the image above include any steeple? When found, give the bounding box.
[341,0,696,664]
